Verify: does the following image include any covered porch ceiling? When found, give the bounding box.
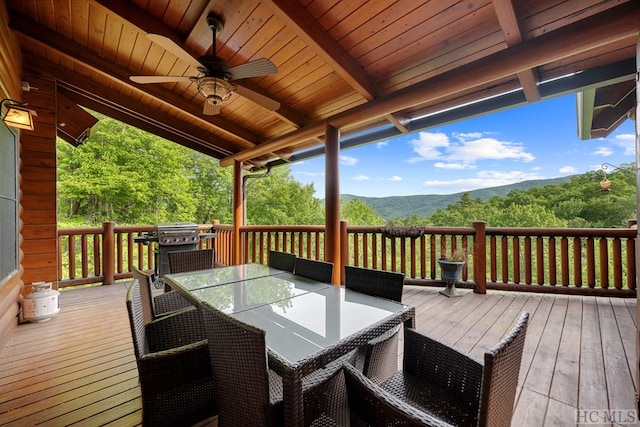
[5,0,639,169]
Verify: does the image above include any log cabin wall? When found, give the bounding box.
[19,74,58,291]
[0,0,24,350]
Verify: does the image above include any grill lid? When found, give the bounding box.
[155,222,200,245]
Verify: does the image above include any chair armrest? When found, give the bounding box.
[153,291,194,315]
[146,308,206,352]
[404,328,483,399]
[343,362,454,427]
[137,339,212,393]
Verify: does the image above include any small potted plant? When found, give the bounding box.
[437,247,467,297]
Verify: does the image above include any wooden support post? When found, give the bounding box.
[473,221,487,294]
[339,220,349,285]
[102,221,115,285]
[232,161,243,265]
[325,124,340,284]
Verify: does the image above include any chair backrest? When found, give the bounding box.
[168,248,216,273]
[132,266,155,324]
[343,362,452,427]
[294,257,334,283]
[268,250,295,272]
[201,303,273,426]
[478,311,529,427]
[344,265,405,302]
[125,280,148,359]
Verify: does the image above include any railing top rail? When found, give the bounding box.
[486,227,636,238]
[239,225,326,232]
[58,227,102,235]
[347,225,476,235]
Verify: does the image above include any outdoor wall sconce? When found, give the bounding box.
[0,98,36,131]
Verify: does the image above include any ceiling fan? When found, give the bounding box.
[130,13,280,115]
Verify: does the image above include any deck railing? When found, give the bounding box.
[56,221,637,296]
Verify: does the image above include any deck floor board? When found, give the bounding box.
[0,282,635,426]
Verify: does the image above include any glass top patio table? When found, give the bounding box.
[173,272,332,313]
[166,263,415,427]
[164,263,287,292]
[232,283,415,427]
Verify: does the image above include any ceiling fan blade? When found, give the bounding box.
[146,34,204,70]
[130,75,193,84]
[203,100,220,116]
[235,84,280,111]
[227,58,277,80]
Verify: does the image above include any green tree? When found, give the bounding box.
[340,198,385,226]
[243,166,323,225]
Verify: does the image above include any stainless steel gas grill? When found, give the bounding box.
[134,222,216,288]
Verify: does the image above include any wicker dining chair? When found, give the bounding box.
[268,250,296,272]
[132,266,194,323]
[344,312,529,427]
[168,248,216,273]
[201,302,348,427]
[125,280,216,427]
[344,265,406,384]
[293,257,334,283]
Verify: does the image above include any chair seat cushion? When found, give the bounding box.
[381,372,479,426]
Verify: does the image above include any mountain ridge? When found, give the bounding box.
[342,176,574,220]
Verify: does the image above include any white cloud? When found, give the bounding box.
[376,140,388,149]
[353,175,370,181]
[434,162,471,170]
[446,138,535,162]
[388,176,402,181]
[340,155,358,166]
[407,131,534,164]
[613,133,635,155]
[408,132,449,162]
[593,146,613,156]
[559,166,577,174]
[422,170,543,193]
[293,171,324,177]
[453,132,483,141]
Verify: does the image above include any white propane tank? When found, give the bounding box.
[22,282,60,322]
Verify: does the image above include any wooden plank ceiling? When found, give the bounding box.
[5,0,639,169]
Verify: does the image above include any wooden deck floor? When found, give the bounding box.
[0,283,636,426]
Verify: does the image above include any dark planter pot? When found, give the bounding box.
[437,259,465,297]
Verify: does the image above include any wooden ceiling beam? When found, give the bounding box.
[220,1,640,166]
[9,13,261,147]
[23,53,238,157]
[264,0,377,100]
[60,86,225,158]
[493,0,541,102]
[264,0,410,134]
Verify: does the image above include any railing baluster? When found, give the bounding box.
[560,237,569,286]
[612,237,622,289]
[599,238,609,289]
[513,237,521,284]
[536,237,544,285]
[548,237,556,285]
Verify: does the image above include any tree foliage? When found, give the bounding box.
[57,114,323,226]
[340,198,385,226]
[58,113,636,229]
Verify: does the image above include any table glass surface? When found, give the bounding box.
[231,285,410,364]
[186,273,332,314]
[164,263,286,292]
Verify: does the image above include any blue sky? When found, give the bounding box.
[289,94,636,199]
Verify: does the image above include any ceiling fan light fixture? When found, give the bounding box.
[197,77,233,105]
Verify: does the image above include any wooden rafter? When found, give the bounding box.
[492,0,541,102]
[264,0,410,134]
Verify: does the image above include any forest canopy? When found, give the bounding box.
[57,114,636,228]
